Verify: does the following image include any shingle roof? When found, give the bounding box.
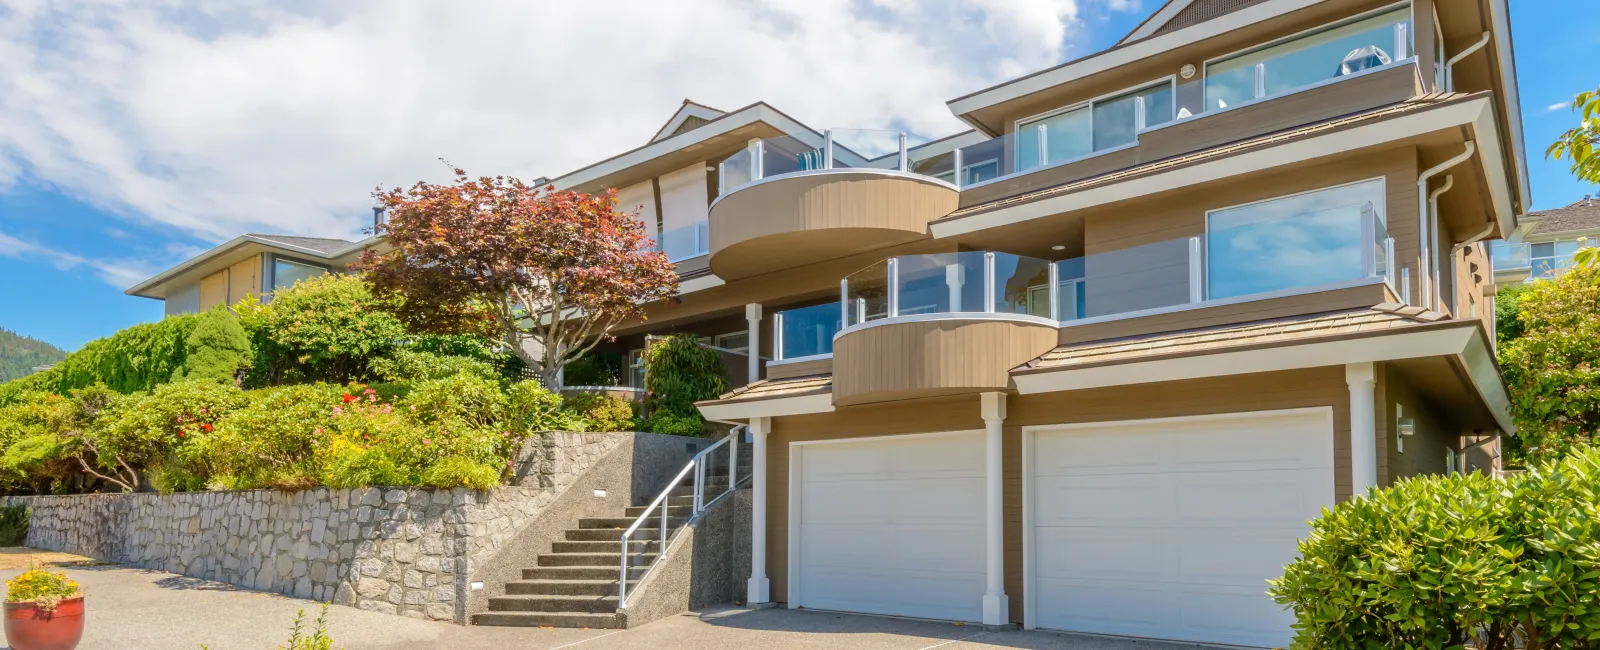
[706,374,832,403]
[941,92,1475,223]
[1019,304,1458,373]
[247,234,357,254]
[1528,198,1600,236]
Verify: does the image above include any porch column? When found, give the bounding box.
[1346,363,1378,497]
[979,392,1009,625]
[746,303,762,387]
[747,416,771,605]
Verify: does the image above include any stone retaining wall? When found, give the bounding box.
[1,431,692,623]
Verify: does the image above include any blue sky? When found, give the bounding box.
[0,0,1589,352]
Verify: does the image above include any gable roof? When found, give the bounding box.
[247,234,357,255]
[126,233,382,299]
[648,100,727,144]
[1527,197,1600,236]
[1120,0,1274,45]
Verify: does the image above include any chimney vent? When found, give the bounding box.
[372,205,387,230]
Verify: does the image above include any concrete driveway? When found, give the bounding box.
[0,565,1211,650]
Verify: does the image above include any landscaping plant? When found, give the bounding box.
[5,568,81,613]
[0,505,29,546]
[236,275,408,385]
[1499,259,1600,465]
[642,334,726,436]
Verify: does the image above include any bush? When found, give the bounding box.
[563,393,635,432]
[4,568,80,611]
[203,383,341,489]
[1271,447,1600,648]
[643,335,725,436]
[506,381,582,434]
[641,411,704,436]
[179,306,252,382]
[1499,262,1600,466]
[92,379,245,491]
[237,275,407,385]
[0,505,28,546]
[369,349,496,382]
[13,313,201,397]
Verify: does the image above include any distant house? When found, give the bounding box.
[125,229,387,316]
[1491,196,1600,284]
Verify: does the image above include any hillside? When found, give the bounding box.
[0,327,67,382]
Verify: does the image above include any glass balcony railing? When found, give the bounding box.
[773,302,844,361]
[1204,7,1412,114]
[659,221,709,263]
[842,251,1057,327]
[1490,241,1531,272]
[716,129,936,198]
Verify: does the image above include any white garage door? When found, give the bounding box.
[1029,409,1334,648]
[793,432,985,622]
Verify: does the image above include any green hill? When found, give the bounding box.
[0,327,66,382]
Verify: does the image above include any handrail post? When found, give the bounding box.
[898,132,909,171]
[752,140,765,181]
[983,252,996,312]
[1048,262,1061,321]
[887,258,900,317]
[840,279,850,328]
[660,496,668,552]
[619,532,630,601]
[953,148,964,189]
[1385,238,1396,281]
[729,429,739,493]
[1188,236,1204,303]
[773,312,785,362]
[823,130,835,170]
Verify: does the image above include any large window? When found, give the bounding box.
[1206,179,1387,300]
[1532,241,1580,279]
[1016,80,1174,173]
[1204,6,1412,112]
[272,258,325,291]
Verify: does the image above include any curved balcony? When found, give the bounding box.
[707,130,958,280]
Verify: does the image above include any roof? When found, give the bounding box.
[1148,0,1272,40]
[246,234,357,254]
[708,374,832,404]
[940,92,1474,223]
[1527,197,1600,236]
[126,233,383,299]
[648,100,727,144]
[1019,304,1458,373]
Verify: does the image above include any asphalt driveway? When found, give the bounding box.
[0,564,1210,650]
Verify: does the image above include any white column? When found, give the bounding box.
[979,392,1009,625]
[746,416,771,605]
[1346,363,1378,497]
[745,303,762,387]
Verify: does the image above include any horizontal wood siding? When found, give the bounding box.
[832,319,1057,406]
[762,367,1353,621]
[766,357,832,381]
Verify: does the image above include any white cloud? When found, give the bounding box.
[0,0,1095,243]
[1550,102,1572,112]
[0,231,153,287]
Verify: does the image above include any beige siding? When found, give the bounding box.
[199,269,230,311]
[766,357,832,381]
[227,255,261,306]
[1377,362,1460,483]
[763,367,1353,620]
[832,319,1056,406]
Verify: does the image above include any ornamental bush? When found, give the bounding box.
[643,335,725,436]
[368,349,496,382]
[202,383,343,489]
[236,274,408,385]
[1271,447,1600,648]
[178,306,253,383]
[563,392,636,432]
[1499,261,1600,465]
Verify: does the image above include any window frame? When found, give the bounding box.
[1011,75,1177,172]
[1201,1,1415,114]
[1202,176,1389,301]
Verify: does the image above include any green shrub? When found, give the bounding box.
[1499,262,1600,466]
[0,505,28,546]
[369,381,413,402]
[237,275,407,384]
[563,351,623,386]
[1271,447,1600,648]
[419,455,500,490]
[93,379,246,490]
[563,393,635,432]
[369,349,496,382]
[18,314,201,396]
[642,335,724,436]
[178,307,252,382]
[406,373,508,429]
[641,411,704,436]
[506,381,581,434]
[278,604,338,650]
[203,383,340,489]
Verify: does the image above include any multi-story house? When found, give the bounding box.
[1491,195,1600,284]
[538,0,1524,645]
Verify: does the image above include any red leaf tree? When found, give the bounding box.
[362,169,678,387]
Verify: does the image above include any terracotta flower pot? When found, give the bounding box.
[3,597,85,650]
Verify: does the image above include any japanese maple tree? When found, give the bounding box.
[362,169,678,387]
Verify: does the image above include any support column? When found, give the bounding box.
[746,416,771,605]
[745,303,762,387]
[1346,363,1378,497]
[979,392,1009,626]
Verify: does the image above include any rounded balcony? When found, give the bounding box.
[707,130,959,280]
[828,251,1060,407]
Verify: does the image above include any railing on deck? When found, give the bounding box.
[617,427,745,606]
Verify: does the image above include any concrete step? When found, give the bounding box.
[488,594,622,614]
[537,552,656,567]
[523,565,648,581]
[472,611,621,629]
[552,540,658,554]
[578,517,686,530]
[622,504,693,518]
[504,578,632,596]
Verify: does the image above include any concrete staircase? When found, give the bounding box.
[472,473,734,628]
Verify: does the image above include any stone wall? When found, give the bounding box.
[2,431,701,623]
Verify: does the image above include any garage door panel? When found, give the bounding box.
[888,479,985,522]
[1173,416,1331,472]
[1176,528,1309,586]
[1179,586,1296,647]
[805,566,984,621]
[1036,577,1173,633]
[1035,525,1176,581]
[1174,469,1330,522]
[1035,474,1174,524]
[803,444,893,482]
[889,437,984,479]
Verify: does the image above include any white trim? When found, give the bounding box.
[930,96,1494,239]
[650,103,726,143]
[834,311,1058,341]
[1118,0,1197,45]
[946,0,1326,118]
[1487,0,1530,212]
[677,274,725,296]
[710,167,957,212]
[1020,406,1336,632]
[787,429,986,617]
[126,234,381,297]
[1470,102,1516,236]
[1059,276,1386,331]
[696,391,833,421]
[765,353,832,367]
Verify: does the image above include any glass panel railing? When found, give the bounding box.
[1204,8,1412,113]
[660,221,710,262]
[718,148,753,195]
[993,253,1054,317]
[1206,202,1378,301]
[829,128,930,166]
[1053,238,1195,321]
[1490,242,1531,271]
[759,135,826,178]
[844,259,889,327]
[895,251,987,316]
[774,302,843,360]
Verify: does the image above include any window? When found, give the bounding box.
[1016,80,1174,172]
[1206,179,1387,300]
[1205,6,1412,112]
[273,258,326,291]
[1531,241,1580,279]
[628,349,646,388]
[713,332,749,353]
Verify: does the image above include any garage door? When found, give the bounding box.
[793,432,985,622]
[1029,409,1333,647]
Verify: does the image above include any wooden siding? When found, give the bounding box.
[1058,283,1391,345]
[708,172,956,279]
[832,319,1057,406]
[227,255,261,306]
[959,64,1420,210]
[762,367,1354,619]
[766,357,832,381]
[1377,361,1461,483]
[199,269,229,311]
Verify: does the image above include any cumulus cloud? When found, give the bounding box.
[0,231,153,287]
[1550,102,1572,112]
[0,0,1101,244]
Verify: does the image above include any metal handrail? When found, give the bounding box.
[617,427,746,605]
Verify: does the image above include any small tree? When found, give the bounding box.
[363,169,678,388]
[1548,87,1600,184]
[1499,258,1600,466]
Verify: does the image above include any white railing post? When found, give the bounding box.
[1401,267,1412,304]
[887,258,900,317]
[1036,125,1047,168]
[953,148,965,189]
[1361,211,1377,278]
[694,457,704,515]
[618,532,631,601]
[773,312,785,362]
[1385,238,1396,280]
[1048,262,1061,321]
[1254,62,1267,99]
[1395,23,1409,61]
[729,428,738,495]
[823,130,835,170]
[898,132,909,171]
[1188,236,1204,303]
[983,252,997,312]
[840,279,850,328]
[752,140,765,181]
[1134,95,1147,131]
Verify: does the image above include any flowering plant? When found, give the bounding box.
[5,568,82,612]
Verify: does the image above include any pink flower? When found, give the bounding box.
[332,406,344,416]
[423,439,432,446]
[314,427,324,434]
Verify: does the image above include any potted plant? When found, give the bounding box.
[4,568,84,650]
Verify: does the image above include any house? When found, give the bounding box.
[1490,195,1600,284]
[529,0,1523,645]
[125,220,387,315]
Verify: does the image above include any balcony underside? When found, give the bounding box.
[708,170,957,280]
[831,316,1057,407]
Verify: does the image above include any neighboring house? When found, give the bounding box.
[126,224,387,315]
[1491,195,1600,284]
[508,0,1525,645]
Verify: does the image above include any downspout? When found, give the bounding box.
[1444,32,1491,92]
[1417,141,1477,310]
[1428,175,1454,312]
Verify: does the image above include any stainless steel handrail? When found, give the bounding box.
[617,427,745,605]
